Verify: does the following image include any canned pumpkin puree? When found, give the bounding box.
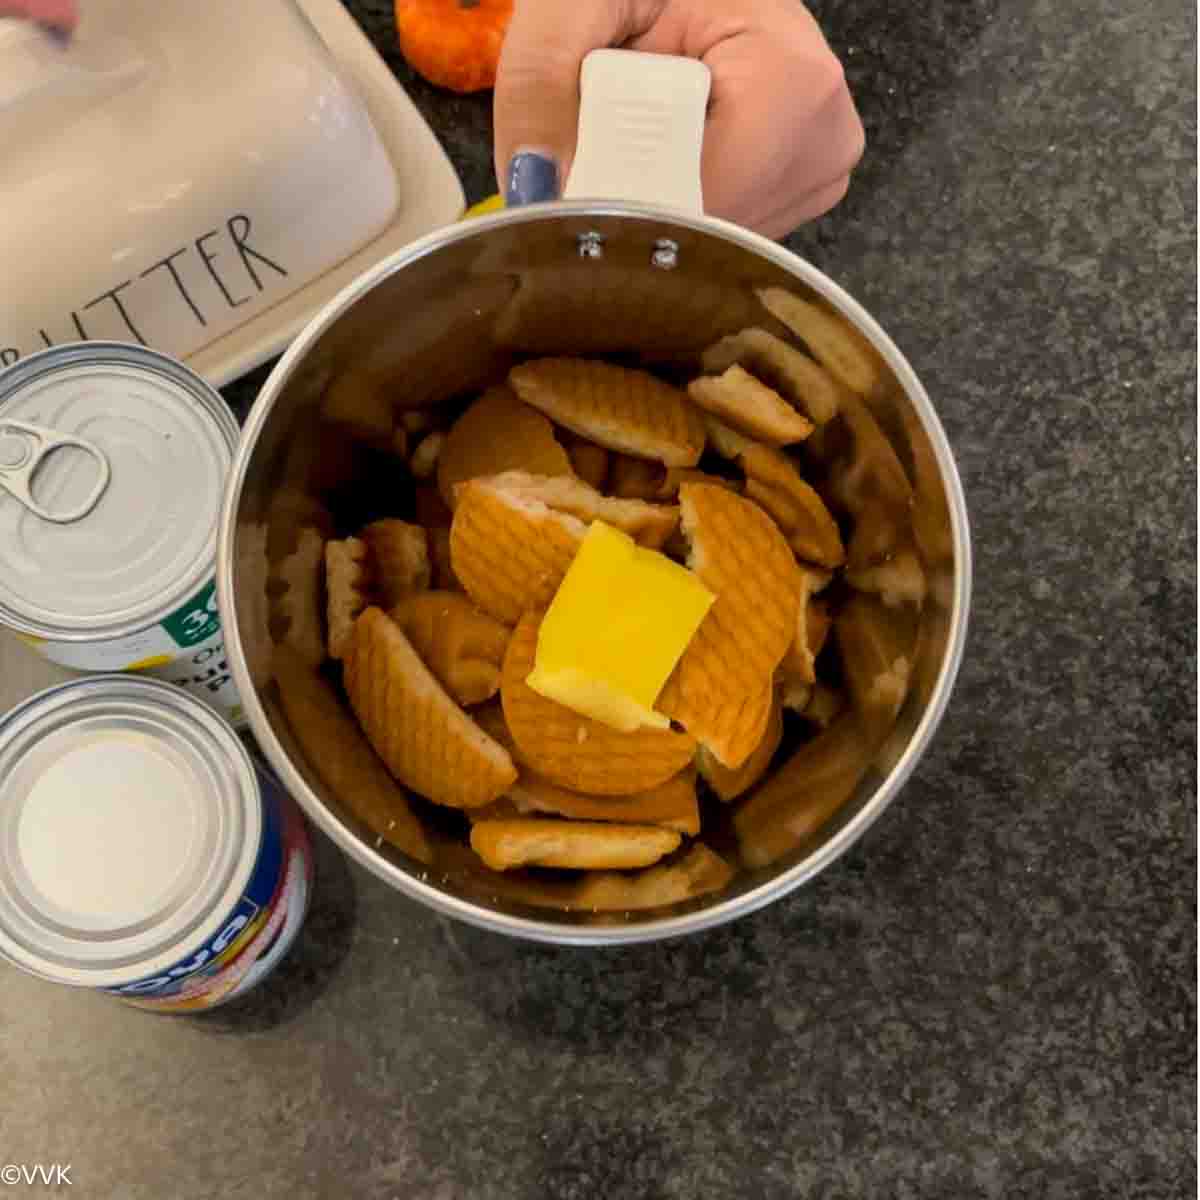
[0,676,312,1013]
[0,343,243,725]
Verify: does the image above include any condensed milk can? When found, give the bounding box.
[0,342,244,724]
[0,676,312,1012]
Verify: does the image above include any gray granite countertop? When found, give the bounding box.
[2,1,1194,1196]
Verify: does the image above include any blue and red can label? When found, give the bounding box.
[105,766,313,1013]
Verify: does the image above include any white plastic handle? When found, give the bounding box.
[563,49,711,215]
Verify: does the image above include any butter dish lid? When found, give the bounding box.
[0,0,465,388]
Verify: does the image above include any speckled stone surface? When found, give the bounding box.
[2,1,1194,1197]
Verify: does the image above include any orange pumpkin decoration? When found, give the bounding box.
[395,0,514,94]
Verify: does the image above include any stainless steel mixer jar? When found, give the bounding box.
[216,51,971,944]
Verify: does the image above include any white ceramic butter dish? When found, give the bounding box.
[0,0,465,387]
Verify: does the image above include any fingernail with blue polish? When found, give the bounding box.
[38,22,72,46]
[505,152,559,207]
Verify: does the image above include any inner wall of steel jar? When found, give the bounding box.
[226,207,966,935]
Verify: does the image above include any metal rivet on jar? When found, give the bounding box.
[576,231,606,259]
[651,239,679,270]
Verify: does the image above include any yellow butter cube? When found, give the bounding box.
[526,521,715,732]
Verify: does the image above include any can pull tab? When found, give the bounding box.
[0,420,111,523]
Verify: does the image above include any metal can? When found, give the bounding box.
[0,676,313,1013]
[0,342,244,726]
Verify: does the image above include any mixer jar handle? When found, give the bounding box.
[559,49,711,215]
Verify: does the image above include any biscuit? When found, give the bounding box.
[272,526,326,667]
[656,484,801,767]
[402,410,436,435]
[449,478,588,624]
[272,644,432,864]
[734,713,874,869]
[846,501,907,573]
[609,454,667,501]
[478,706,700,834]
[410,432,445,480]
[822,394,913,520]
[756,287,885,398]
[804,399,912,576]
[566,440,610,491]
[485,471,678,550]
[696,687,783,802]
[834,592,918,744]
[655,468,739,501]
[509,358,705,467]
[702,414,755,461]
[465,797,524,824]
[802,682,845,728]
[660,528,690,564]
[438,385,573,508]
[389,590,510,706]
[501,611,697,795]
[659,672,774,775]
[320,372,394,447]
[414,484,454,531]
[807,597,834,668]
[343,607,517,808]
[325,536,371,660]
[471,700,519,752]
[508,769,701,836]
[428,527,461,592]
[564,843,735,911]
[470,819,681,871]
[778,567,836,690]
[702,327,840,424]
[781,680,813,714]
[360,520,430,606]
[845,546,927,610]
[687,366,814,446]
[441,841,734,913]
[739,444,845,568]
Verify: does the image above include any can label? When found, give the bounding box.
[22,580,244,726]
[105,766,313,1013]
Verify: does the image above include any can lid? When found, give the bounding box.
[0,344,237,637]
[0,676,262,988]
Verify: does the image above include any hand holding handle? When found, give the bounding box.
[562,50,711,214]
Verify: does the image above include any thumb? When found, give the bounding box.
[493,0,656,204]
[0,0,78,31]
